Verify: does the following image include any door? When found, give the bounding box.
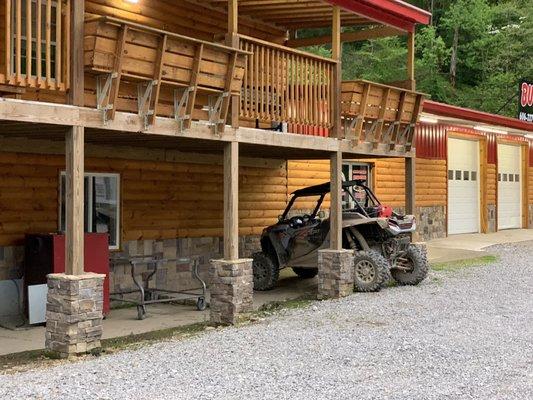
[497,144,522,229]
[447,138,480,234]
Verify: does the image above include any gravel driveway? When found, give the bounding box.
[1,242,532,400]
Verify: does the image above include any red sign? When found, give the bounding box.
[519,80,533,122]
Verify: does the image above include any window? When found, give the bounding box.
[60,173,120,249]
[471,171,477,181]
[455,170,462,180]
[341,162,372,210]
[498,173,501,182]
[515,174,519,182]
[448,170,454,180]
[503,174,508,182]
[12,0,58,78]
[463,170,469,181]
[509,174,514,182]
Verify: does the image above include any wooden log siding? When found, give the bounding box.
[0,0,69,90]
[288,156,449,210]
[239,34,336,133]
[84,0,286,43]
[0,151,287,246]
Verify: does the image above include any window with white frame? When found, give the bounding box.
[12,0,58,78]
[341,162,372,210]
[59,172,120,249]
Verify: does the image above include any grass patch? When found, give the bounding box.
[431,255,499,272]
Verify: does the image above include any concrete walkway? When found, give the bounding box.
[1,229,531,357]
[426,229,533,263]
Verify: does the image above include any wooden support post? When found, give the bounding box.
[65,126,85,275]
[224,141,239,260]
[405,157,416,215]
[227,0,240,129]
[406,31,415,91]
[331,6,342,139]
[69,0,84,106]
[330,150,342,250]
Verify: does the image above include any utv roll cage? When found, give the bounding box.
[280,180,381,220]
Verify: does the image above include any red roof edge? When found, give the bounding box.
[326,0,431,32]
[423,100,533,133]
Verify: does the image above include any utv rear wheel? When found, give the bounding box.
[353,250,389,292]
[252,252,279,291]
[391,244,428,286]
[292,267,318,279]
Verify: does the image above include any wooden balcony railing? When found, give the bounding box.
[2,0,70,92]
[239,34,336,135]
[341,80,425,151]
[84,17,248,132]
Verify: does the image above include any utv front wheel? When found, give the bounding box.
[353,250,389,292]
[292,267,318,279]
[252,252,279,291]
[391,245,428,286]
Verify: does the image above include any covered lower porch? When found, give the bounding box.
[0,106,417,357]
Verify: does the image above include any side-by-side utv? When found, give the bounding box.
[252,180,428,292]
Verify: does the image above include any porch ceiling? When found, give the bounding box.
[0,122,334,160]
[204,0,430,30]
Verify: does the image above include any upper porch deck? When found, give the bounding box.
[0,0,428,158]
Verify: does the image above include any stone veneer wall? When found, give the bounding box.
[0,246,24,281]
[415,205,447,241]
[487,205,497,233]
[0,236,261,305]
[109,235,261,298]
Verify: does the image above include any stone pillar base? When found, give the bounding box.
[318,249,354,299]
[209,259,253,325]
[46,273,105,358]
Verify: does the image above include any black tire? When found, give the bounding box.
[353,250,389,292]
[292,267,318,279]
[252,252,279,291]
[391,244,428,286]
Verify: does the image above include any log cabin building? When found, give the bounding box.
[0,0,526,356]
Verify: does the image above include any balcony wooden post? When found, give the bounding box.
[226,0,239,129]
[65,125,85,275]
[405,156,416,216]
[406,31,416,91]
[330,150,343,250]
[224,141,239,260]
[69,0,84,106]
[331,5,342,138]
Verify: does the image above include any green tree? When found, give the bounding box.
[440,0,492,87]
[414,26,452,101]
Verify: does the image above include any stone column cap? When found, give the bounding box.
[211,258,253,264]
[47,272,106,281]
[318,249,354,254]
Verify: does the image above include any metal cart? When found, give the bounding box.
[110,256,207,320]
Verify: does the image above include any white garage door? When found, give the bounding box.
[448,138,480,234]
[497,144,522,229]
